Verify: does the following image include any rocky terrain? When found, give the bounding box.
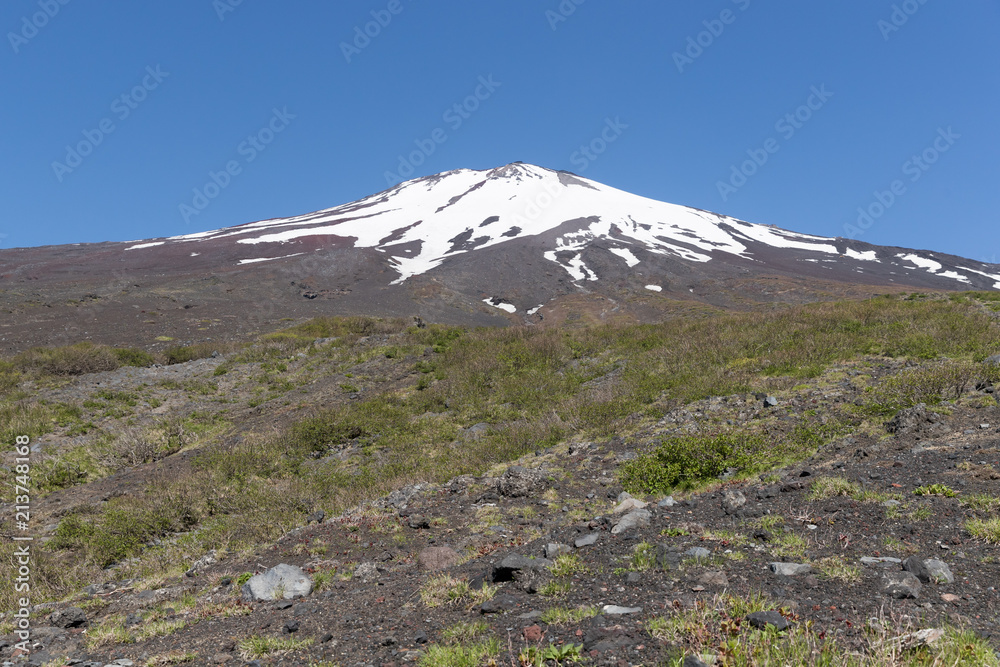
[2,317,1000,666]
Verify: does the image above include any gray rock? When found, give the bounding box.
[613,497,648,513]
[883,571,922,599]
[658,496,677,508]
[574,533,599,548]
[887,403,928,434]
[418,546,461,571]
[682,657,711,667]
[496,465,546,497]
[353,561,381,582]
[698,570,729,587]
[985,354,1000,367]
[616,491,634,503]
[763,396,779,408]
[493,554,552,581]
[543,542,571,559]
[602,604,643,615]
[241,564,313,602]
[185,549,217,577]
[49,607,87,628]
[746,610,790,630]
[769,562,812,576]
[611,509,651,534]
[861,556,902,567]
[924,559,955,584]
[685,547,711,560]
[903,556,954,584]
[721,490,747,515]
[480,594,519,614]
[655,545,683,570]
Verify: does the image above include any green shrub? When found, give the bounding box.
[113,347,155,367]
[16,342,120,375]
[862,360,982,415]
[619,432,768,493]
[164,343,218,365]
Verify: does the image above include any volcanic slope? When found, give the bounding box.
[2,163,999,352]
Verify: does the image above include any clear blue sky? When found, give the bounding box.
[3,1,998,263]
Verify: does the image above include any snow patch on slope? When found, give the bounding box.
[609,247,640,267]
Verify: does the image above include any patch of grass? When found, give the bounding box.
[419,574,495,608]
[808,476,893,503]
[966,517,1000,544]
[914,483,957,497]
[418,638,500,667]
[440,621,489,644]
[539,605,598,625]
[962,493,1000,512]
[237,635,314,660]
[538,579,572,597]
[621,421,850,494]
[549,553,586,578]
[519,643,584,666]
[813,556,862,583]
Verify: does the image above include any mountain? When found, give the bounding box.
[1,163,998,352]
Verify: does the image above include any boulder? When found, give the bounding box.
[496,466,546,497]
[49,607,87,628]
[241,564,313,602]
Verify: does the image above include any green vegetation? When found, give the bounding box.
[914,484,958,497]
[237,635,314,660]
[540,605,599,625]
[621,421,849,493]
[418,638,500,667]
[861,360,989,415]
[966,517,1000,544]
[809,476,896,503]
[11,294,1000,613]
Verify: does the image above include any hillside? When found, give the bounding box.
[2,292,1000,665]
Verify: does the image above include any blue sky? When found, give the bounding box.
[2,1,998,263]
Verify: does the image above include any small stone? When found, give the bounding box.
[480,595,519,614]
[698,571,729,587]
[544,542,571,559]
[283,620,299,634]
[658,496,677,508]
[763,396,778,408]
[746,611,790,631]
[407,514,430,529]
[602,605,642,615]
[883,571,922,599]
[769,562,812,576]
[626,572,642,584]
[941,593,961,604]
[353,561,381,582]
[523,625,543,642]
[414,630,428,644]
[574,533,599,548]
[682,657,710,667]
[685,547,711,560]
[611,509,651,534]
[613,497,648,513]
